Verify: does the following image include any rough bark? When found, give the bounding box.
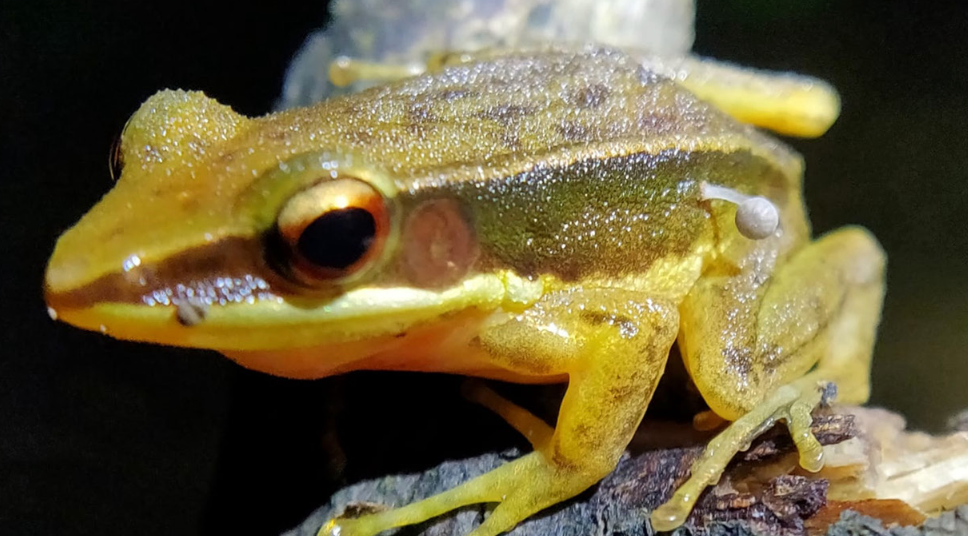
[284,407,968,536]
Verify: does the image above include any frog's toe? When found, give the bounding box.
[783,380,828,473]
[650,496,693,532]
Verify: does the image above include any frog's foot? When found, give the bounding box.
[650,377,829,532]
[317,450,604,536]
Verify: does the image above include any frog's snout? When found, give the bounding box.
[44,248,91,299]
[43,237,146,335]
[43,256,96,331]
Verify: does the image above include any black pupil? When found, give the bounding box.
[296,208,376,271]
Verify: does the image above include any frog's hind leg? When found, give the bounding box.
[320,289,679,536]
[763,227,886,406]
[652,227,885,531]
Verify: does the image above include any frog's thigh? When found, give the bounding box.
[772,227,885,404]
[683,226,885,419]
[321,289,679,536]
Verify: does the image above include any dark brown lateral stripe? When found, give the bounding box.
[45,236,281,310]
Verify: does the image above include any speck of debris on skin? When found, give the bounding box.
[175,298,209,327]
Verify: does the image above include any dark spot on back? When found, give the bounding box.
[568,83,610,109]
[175,298,209,327]
[407,101,438,124]
[476,103,536,124]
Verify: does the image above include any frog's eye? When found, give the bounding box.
[274,177,390,285]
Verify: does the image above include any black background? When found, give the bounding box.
[3,1,967,535]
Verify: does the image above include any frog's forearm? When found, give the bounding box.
[324,289,679,536]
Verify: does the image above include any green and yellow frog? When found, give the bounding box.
[44,47,884,535]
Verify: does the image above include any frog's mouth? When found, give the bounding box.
[45,273,506,353]
[50,275,502,342]
[44,233,508,353]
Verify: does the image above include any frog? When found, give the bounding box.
[43,46,885,535]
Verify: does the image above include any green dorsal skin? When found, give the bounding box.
[424,149,790,281]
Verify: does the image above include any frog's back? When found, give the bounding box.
[241,48,805,283]
[263,47,802,185]
[252,47,807,284]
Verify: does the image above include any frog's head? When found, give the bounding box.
[45,90,507,375]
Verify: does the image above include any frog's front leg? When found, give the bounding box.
[320,289,679,536]
[651,227,885,531]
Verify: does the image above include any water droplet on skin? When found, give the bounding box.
[47,307,58,321]
[122,254,142,272]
